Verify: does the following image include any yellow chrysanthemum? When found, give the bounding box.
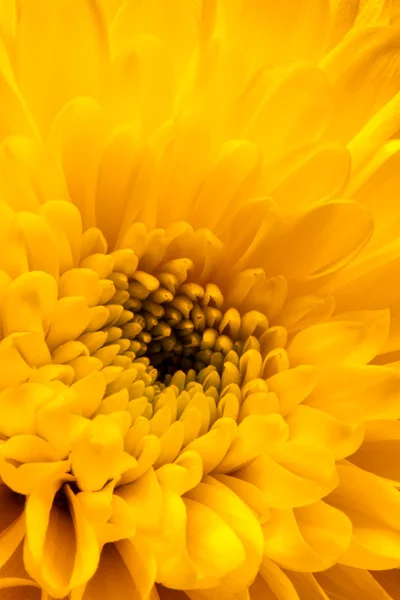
[1,1,400,599]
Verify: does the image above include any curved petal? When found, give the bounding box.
[82,542,143,600]
[186,475,263,592]
[263,201,373,282]
[16,0,110,133]
[321,26,400,143]
[236,444,337,509]
[350,420,400,484]
[288,310,390,366]
[328,463,400,569]
[262,501,352,572]
[306,365,400,419]
[316,565,394,600]
[221,0,329,67]
[285,404,364,460]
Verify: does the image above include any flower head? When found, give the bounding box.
[0,1,400,599]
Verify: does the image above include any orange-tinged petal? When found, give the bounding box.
[116,535,157,600]
[321,26,400,143]
[316,565,394,600]
[0,383,54,438]
[283,572,330,600]
[0,484,25,570]
[0,345,32,389]
[250,562,299,600]
[350,420,400,483]
[81,543,141,600]
[373,570,400,599]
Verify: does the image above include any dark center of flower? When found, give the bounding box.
[104,258,270,385]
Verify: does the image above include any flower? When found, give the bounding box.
[0,1,400,599]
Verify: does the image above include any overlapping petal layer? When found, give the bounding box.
[0,2,399,600]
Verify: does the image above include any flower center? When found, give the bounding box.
[101,257,271,386]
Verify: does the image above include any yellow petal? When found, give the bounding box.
[3,272,58,336]
[267,366,316,417]
[0,383,54,438]
[185,417,237,475]
[285,404,364,460]
[48,97,112,229]
[0,345,32,390]
[264,201,373,281]
[70,415,128,492]
[189,141,260,231]
[321,26,400,143]
[0,38,39,141]
[283,572,330,600]
[307,364,400,419]
[316,565,394,600]
[184,496,246,580]
[350,420,400,483]
[0,137,67,213]
[116,535,157,600]
[237,445,337,509]
[239,63,331,164]
[328,462,400,569]
[215,414,288,473]
[222,0,329,67]
[252,559,299,600]
[116,468,163,532]
[80,543,141,600]
[262,501,352,572]
[0,484,25,570]
[156,450,203,496]
[95,129,143,248]
[40,201,83,273]
[278,293,335,335]
[16,0,109,133]
[35,404,89,458]
[288,310,390,366]
[45,297,91,351]
[267,142,350,213]
[187,475,263,591]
